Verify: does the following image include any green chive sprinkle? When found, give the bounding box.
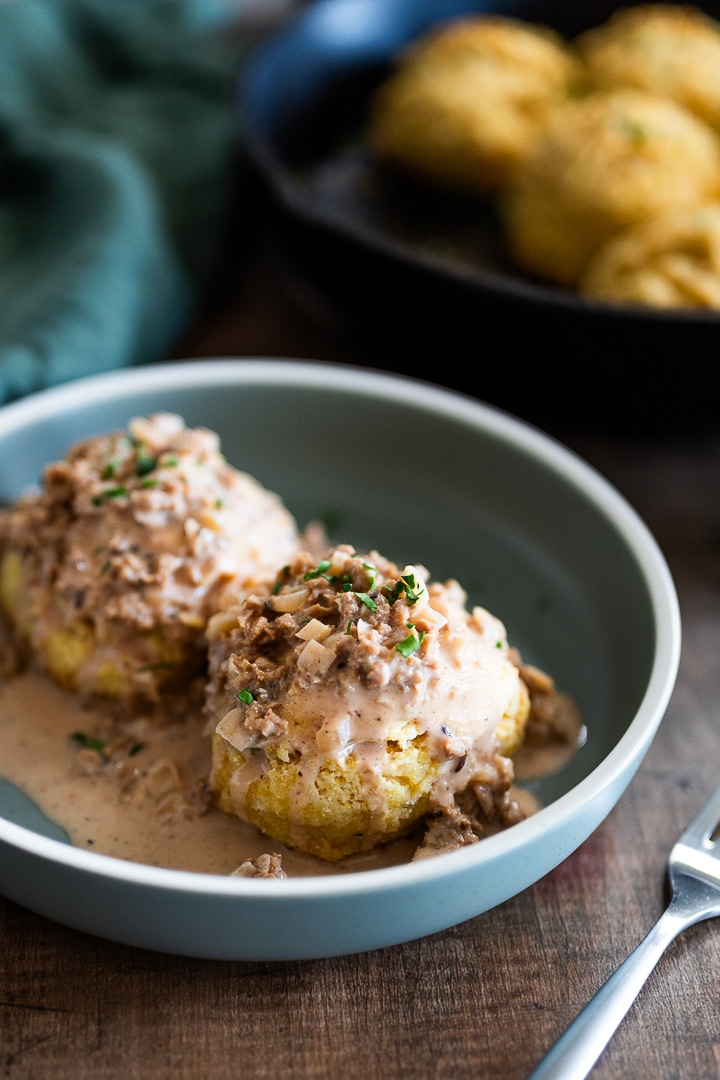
[304,559,332,581]
[401,573,422,605]
[396,628,425,657]
[382,581,404,605]
[362,562,377,586]
[136,453,158,477]
[71,732,106,752]
[355,592,377,613]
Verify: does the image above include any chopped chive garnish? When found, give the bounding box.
[362,562,378,587]
[104,486,128,499]
[102,461,117,479]
[237,689,254,704]
[141,479,159,489]
[396,627,425,657]
[382,581,404,604]
[136,452,158,477]
[355,592,377,613]
[401,573,422,605]
[101,560,111,574]
[382,573,423,606]
[71,731,106,752]
[128,742,147,757]
[304,559,332,581]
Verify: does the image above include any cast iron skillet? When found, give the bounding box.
[239,0,720,427]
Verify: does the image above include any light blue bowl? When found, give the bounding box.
[0,359,680,959]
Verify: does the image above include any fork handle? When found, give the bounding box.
[526,904,688,1080]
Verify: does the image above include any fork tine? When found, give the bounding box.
[678,785,720,847]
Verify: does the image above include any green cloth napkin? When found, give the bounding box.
[0,0,248,405]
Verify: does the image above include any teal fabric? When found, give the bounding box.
[0,0,246,404]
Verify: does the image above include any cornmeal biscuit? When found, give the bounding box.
[579,202,720,308]
[577,4,720,131]
[0,414,300,708]
[368,14,587,195]
[502,89,720,284]
[206,546,532,861]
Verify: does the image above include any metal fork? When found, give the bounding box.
[527,785,720,1080]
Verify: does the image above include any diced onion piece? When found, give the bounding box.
[316,714,351,752]
[271,588,308,613]
[216,706,255,752]
[145,758,182,798]
[196,507,222,531]
[328,547,353,576]
[355,617,379,645]
[178,611,205,629]
[415,604,448,631]
[133,510,172,529]
[296,618,331,643]
[297,638,335,675]
[206,610,241,639]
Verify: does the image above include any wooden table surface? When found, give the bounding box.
[3,192,720,1080]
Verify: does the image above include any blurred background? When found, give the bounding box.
[185,0,720,432]
[2,0,718,431]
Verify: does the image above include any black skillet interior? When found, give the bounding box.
[239,0,720,428]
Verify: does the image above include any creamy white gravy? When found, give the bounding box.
[0,670,577,878]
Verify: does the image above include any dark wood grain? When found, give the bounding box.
[3,223,720,1080]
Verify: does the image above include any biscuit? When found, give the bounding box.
[368,15,586,195]
[502,89,720,283]
[206,546,531,861]
[577,4,720,131]
[0,414,299,708]
[579,202,720,307]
